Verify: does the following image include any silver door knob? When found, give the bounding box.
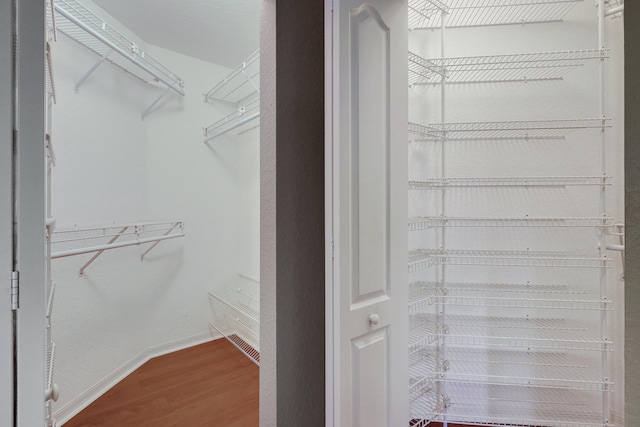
[369,314,380,326]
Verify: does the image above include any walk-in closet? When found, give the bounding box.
[42,0,261,424]
[407,1,624,426]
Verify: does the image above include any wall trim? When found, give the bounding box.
[54,331,220,426]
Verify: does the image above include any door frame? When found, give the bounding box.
[0,0,15,424]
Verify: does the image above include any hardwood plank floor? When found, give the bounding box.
[64,339,258,427]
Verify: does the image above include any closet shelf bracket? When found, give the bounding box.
[141,87,171,120]
[74,48,112,94]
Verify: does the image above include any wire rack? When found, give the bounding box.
[409,249,610,271]
[409,51,447,85]
[410,176,611,189]
[409,0,583,29]
[409,281,610,312]
[52,0,184,95]
[409,216,611,230]
[411,49,608,84]
[204,96,260,142]
[208,286,260,365]
[417,314,611,351]
[605,0,624,17]
[45,42,56,102]
[204,49,260,103]
[409,118,609,140]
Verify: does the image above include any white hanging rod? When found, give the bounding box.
[204,49,260,103]
[409,118,610,140]
[53,0,185,96]
[204,97,260,142]
[605,0,623,16]
[411,49,608,85]
[409,216,612,229]
[410,0,583,29]
[410,176,611,188]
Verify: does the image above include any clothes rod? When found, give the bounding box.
[51,233,185,259]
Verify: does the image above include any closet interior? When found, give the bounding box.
[407,1,624,426]
[43,0,260,425]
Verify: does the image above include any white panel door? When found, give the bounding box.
[329,0,408,426]
[0,0,15,424]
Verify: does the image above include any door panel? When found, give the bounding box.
[332,0,408,426]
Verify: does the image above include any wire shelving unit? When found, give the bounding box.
[50,221,185,275]
[409,118,610,140]
[408,0,583,29]
[410,176,611,189]
[203,50,260,141]
[409,216,612,229]
[208,279,260,365]
[52,0,184,118]
[410,49,608,85]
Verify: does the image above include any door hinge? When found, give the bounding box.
[11,271,19,310]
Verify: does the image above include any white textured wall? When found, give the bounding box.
[408,2,625,422]
[50,1,260,420]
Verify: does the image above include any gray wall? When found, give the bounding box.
[625,2,639,425]
[261,0,326,426]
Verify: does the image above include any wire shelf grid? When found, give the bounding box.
[409,216,612,229]
[410,118,610,140]
[414,314,612,351]
[204,49,260,103]
[409,51,447,85]
[204,96,260,142]
[410,175,611,189]
[408,0,448,29]
[208,286,260,365]
[411,0,583,29]
[409,281,610,312]
[409,249,611,271]
[411,49,608,84]
[53,0,184,95]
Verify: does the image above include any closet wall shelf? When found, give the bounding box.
[409,216,612,229]
[208,286,260,365]
[53,0,185,96]
[605,0,624,17]
[409,51,447,85]
[409,249,611,271]
[410,118,610,140]
[204,49,260,104]
[409,281,611,312]
[46,42,56,102]
[409,0,583,30]
[410,49,608,85]
[51,221,185,275]
[410,176,611,189]
[204,97,260,142]
[412,314,612,351]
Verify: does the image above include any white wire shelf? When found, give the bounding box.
[204,96,260,142]
[409,216,612,230]
[45,42,56,102]
[204,49,260,103]
[409,281,610,312]
[410,176,611,189]
[424,382,612,427]
[605,0,624,17]
[409,118,610,140]
[53,0,185,96]
[409,51,447,85]
[416,348,611,392]
[51,221,185,275]
[409,0,583,29]
[410,49,607,84]
[409,249,611,271]
[412,313,612,351]
[208,286,260,365]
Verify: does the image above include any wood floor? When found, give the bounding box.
[64,339,258,427]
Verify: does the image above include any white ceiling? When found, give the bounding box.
[93,0,260,68]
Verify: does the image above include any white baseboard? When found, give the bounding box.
[54,331,221,426]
